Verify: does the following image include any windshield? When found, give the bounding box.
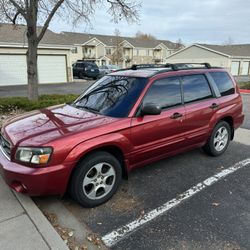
[73,75,148,117]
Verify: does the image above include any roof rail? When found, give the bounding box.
[130,62,212,71]
[169,62,212,69]
[164,63,179,71]
[130,64,164,70]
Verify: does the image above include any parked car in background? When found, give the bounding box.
[99,65,120,76]
[0,63,244,208]
[73,61,99,79]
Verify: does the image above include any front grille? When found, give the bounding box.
[0,134,11,160]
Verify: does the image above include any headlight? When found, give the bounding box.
[15,147,52,165]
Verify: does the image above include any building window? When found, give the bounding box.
[106,48,112,55]
[71,47,78,54]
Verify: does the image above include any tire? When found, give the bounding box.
[203,121,231,156]
[70,151,122,207]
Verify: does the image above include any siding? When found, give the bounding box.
[166,46,230,68]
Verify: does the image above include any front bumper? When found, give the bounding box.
[0,149,75,196]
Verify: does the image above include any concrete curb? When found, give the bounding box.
[239,89,250,94]
[13,192,69,250]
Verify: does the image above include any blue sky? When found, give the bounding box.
[49,0,250,45]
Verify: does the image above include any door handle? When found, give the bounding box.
[210,103,219,109]
[170,112,183,119]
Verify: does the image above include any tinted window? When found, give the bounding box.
[87,63,98,69]
[210,72,235,96]
[73,76,147,118]
[75,63,85,68]
[143,77,182,109]
[181,75,212,103]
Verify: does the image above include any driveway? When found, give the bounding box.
[0,81,93,97]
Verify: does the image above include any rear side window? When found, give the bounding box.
[181,74,213,103]
[143,77,182,109]
[210,72,235,96]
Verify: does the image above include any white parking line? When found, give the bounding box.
[102,158,250,247]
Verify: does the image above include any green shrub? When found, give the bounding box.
[0,94,78,114]
[238,82,250,89]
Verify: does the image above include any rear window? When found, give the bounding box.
[210,72,235,96]
[87,63,98,69]
[181,74,213,103]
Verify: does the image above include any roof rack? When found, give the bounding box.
[130,64,164,70]
[167,62,212,69]
[130,62,212,71]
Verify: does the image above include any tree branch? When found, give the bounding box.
[37,0,65,42]
[9,0,26,19]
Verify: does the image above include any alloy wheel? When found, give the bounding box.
[82,162,116,200]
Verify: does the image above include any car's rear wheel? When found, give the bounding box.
[70,151,122,207]
[203,121,231,156]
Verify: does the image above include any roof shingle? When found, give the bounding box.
[198,43,250,57]
[0,23,71,46]
[0,23,177,49]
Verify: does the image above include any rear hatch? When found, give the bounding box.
[85,63,99,77]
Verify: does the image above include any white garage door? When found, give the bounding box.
[231,61,240,76]
[241,61,250,75]
[0,54,67,86]
[0,55,27,85]
[38,55,67,83]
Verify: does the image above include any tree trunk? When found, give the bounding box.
[26,1,39,101]
[27,38,38,101]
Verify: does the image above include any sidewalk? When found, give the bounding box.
[0,175,68,250]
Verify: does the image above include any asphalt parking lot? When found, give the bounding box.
[0,80,93,97]
[35,137,250,249]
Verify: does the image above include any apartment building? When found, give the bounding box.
[62,32,182,67]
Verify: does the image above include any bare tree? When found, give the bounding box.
[175,38,184,50]
[111,28,123,66]
[223,36,234,45]
[135,31,156,40]
[0,0,140,100]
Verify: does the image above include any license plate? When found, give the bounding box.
[91,69,94,72]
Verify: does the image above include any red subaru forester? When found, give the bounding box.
[0,63,244,207]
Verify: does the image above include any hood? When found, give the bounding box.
[3,104,117,146]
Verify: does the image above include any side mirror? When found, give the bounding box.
[141,103,161,116]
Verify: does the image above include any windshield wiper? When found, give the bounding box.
[75,105,100,114]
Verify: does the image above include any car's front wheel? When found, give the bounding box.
[70,151,122,207]
[203,121,231,156]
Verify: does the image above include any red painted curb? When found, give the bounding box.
[239,89,250,94]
